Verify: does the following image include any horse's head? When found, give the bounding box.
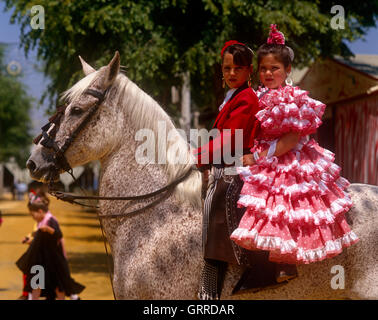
[27,52,121,183]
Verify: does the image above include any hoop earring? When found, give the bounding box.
[248,75,252,87]
[285,74,293,86]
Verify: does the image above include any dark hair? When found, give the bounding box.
[28,189,50,212]
[222,44,253,66]
[257,43,293,69]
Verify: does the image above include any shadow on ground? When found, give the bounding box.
[60,222,100,229]
[1,212,29,217]
[68,213,99,221]
[68,235,104,242]
[67,251,112,274]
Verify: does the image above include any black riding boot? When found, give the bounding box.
[232,262,298,295]
[198,258,227,300]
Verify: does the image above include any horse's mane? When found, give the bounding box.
[61,69,202,209]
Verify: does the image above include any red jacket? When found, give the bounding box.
[194,84,260,169]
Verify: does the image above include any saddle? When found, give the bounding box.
[204,171,266,266]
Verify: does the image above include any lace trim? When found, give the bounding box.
[237,192,353,225]
[231,228,359,264]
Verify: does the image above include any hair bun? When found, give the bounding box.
[266,24,294,62]
[28,192,41,204]
[28,189,50,206]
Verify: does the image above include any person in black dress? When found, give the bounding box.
[16,191,85,300]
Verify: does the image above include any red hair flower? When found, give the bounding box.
[267,24,285,45]
[221,40,246,58]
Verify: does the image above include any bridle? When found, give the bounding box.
[34,88,107,179]
[33,87,196,216]
[33,86,197,299]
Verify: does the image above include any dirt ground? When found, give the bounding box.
[0,192,114,300]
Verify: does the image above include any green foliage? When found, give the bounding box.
[0,46,32,167]
[4,0,378,119]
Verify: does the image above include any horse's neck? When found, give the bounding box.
[97,85,200,212]
[99,135,167,197]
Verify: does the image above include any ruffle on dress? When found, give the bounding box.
[256,85,326,139]
[231,217,359,264]
[231,86,359,264]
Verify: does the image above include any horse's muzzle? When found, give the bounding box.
[27,148,61,183]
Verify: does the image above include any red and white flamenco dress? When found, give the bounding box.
[230,85,359,264]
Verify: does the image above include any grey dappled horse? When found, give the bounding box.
[27,52,378,299]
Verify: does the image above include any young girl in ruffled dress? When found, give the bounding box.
[230,25,359,266]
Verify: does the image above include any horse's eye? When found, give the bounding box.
[71,106,83,115]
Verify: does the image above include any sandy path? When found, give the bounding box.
[0,193,114,300]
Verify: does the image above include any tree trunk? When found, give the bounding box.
[180,71,191,138]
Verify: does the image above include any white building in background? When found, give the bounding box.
[0,158,32,195]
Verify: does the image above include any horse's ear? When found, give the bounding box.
[79,56,96,76]
[104,51,120,87]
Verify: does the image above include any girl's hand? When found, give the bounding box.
[240,154,255,166]
[22,236,31,244]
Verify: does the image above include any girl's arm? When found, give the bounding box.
[44,218,63,240]
[241,131,301,166]
[39,225,55,235]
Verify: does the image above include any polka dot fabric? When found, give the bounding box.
[230,86,359,264]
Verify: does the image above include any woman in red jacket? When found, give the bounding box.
[195,41,270,300]
[194,41,259,171]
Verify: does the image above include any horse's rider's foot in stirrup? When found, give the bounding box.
[198,259,226,300]
[275,263,298,283]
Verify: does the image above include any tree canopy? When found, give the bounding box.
[4,0,378,120]
[0,46,32,167]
